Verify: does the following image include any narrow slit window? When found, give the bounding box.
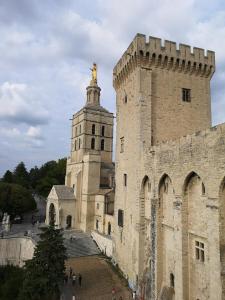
[101,126,105,136]
[91,138,95,150]
[124,174,127,187]
[101,139,105,151]
[92,124,95,135]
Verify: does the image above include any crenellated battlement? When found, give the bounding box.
[113,33,215,88]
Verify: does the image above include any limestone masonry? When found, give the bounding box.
[46,34,225,300]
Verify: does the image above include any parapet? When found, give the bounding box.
[113,33,215,88]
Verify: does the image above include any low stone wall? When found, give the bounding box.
[0,237,35,267]
[91,231,112,257]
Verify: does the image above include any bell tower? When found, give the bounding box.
[65,63,114,232]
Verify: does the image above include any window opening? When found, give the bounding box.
[124,174,127,187]
[195,241,205,262]
[91,138,95,150]
[101,126,105,136]
[92,124,95,135]
[101,139,105,151]
[182,88,191,102]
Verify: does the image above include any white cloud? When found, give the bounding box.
[26,126,41,138]
[0,82,49,125]
[0,0,225,175]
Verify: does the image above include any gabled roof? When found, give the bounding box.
[53,185,75,200]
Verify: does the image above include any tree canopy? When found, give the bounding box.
[1,158,67,197]
[0,265,24,300]
[19,226,67,300]
[0,182,36,217]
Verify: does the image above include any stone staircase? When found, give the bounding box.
[63,230,100,258]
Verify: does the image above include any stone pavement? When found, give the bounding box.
[63,230,100,257]
[61,256,132,300]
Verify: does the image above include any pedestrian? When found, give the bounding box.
[72,273,76,286]
[78,273,82,287]
[112,287,116,300]
[64,273,68,284]
[132,290,136,299]
[69,267,73,278]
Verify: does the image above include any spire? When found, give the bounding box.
[86,63,101,106]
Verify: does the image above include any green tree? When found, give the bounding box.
[13,162,30,188]
[2,170,13,183]
[0,265,24,300]
[29,166,40,189]
[0,182,36,216]
[19,226,67,300]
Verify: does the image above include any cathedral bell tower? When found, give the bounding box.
[65,63,114,232]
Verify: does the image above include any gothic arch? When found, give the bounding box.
[182,171,209,300]
[139,176,151,296]
[157,174,176,297]
[49,203,56,226]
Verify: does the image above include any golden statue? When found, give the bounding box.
[90,63,97,83]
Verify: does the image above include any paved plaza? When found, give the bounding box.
[62,256,132,300]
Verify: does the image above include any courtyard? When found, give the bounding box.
[62,256,132,300]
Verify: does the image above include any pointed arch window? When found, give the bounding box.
[91,138,95,150]
[101,139,105,151]
[101,126,105,136]
[92,124,95,135]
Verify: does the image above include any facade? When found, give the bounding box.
[112,34,225,300]
[46,67,115,239]
[45,34,225,299]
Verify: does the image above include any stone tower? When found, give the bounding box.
[112,34,215,296]
[65,65,114,231]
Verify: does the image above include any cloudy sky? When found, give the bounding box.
[0,0,225,175]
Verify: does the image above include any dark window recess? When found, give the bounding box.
[92,124,95,135]
[118,209,124,227]
[124,174,127,187]
[79,138,81,149]
[170,273,175,288]
[91,138,95,150]
[182,88,191,102]
[202,182,206,195]
[101,139,105,150]
[101,126,105,136]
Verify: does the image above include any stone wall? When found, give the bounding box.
[91,230,113,257]
[0,237,35,267]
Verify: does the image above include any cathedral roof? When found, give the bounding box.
[53,185,75,200]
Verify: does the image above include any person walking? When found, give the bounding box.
[69,267,73,279]
[72,273,76,286]
[78,273,82,287]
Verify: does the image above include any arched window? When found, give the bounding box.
[79,138,81,149]
[101,139,105,151]
[170,273,175,288]
[101,126,105,136]
[92,124,95,135]
[91,138,95,150]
